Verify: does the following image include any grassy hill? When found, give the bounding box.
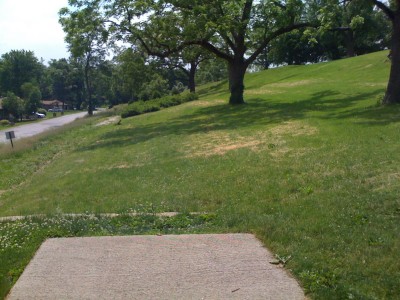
[1,50,399,299]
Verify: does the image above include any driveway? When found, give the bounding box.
[0,112,88,144]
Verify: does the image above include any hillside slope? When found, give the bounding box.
[0,50,399,299]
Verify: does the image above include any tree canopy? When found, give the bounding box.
[65,0,314,104]
[0,50,44,98]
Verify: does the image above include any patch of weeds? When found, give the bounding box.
[374,92,386,107]
[155,213,217,232]
[299,269,339,294]
[270,253,292,266]
[298,186,314,195]
[368,237,385,247]
[0,213,217,298]
[351,214,369,225]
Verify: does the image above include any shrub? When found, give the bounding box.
[0,120,10,126]
[121,92,198,119]
[37,108,47,115]
[171,82,186,95]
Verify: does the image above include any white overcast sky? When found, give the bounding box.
[0,0,70,63]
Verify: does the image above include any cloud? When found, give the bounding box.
[0,0,69,62]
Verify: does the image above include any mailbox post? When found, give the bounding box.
[5,131,15,148]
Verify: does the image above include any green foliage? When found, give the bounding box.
[138,74,170,101]
[21,82,42,114]
[196,58,228,85]
[67,0,313,104]
[37,108,47,115]
[2,92,24,120]
[1,51,397,299]
[47,58,86,109]
[0,50,44,97]
[110,49,151,104]
[121,92,198,118]
[59,2,109,114]
[171,82,186,95]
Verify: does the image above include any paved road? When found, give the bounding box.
[7,234,305,299]
[0,112,88,144]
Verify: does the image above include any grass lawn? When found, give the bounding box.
[0,50,399,299]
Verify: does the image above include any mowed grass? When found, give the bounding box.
[1,50,399,299]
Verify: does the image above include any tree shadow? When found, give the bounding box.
[197,80,228,97]
[76,88,398,152]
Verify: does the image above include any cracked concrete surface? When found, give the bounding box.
[7,234,305,300]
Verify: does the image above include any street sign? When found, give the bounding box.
[5,131,15,140]
[5,131,15,148]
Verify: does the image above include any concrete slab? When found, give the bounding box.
[7,234,305,300]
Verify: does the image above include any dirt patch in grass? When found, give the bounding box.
[268,79,317,88]
[79,162,148,173]
[270,121,318,136]
[360,82,387,87]
[188,99,226,107]
[367,172,400,191]
[245,89,283,95]
[245,80,317,95]
[95,116,121,126]
[182,121,317,158]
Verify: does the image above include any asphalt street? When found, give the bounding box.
[0,112,88,144]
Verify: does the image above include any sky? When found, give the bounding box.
[0,0,70,63]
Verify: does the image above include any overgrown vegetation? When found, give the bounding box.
[121,92,199,118]
[0,51,399,299]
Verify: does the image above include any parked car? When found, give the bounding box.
[35,112,46,118]
[48,108,64,112]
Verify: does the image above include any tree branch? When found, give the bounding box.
[372,0,395,21]
[246,22,314,66]
[189,40,233,62]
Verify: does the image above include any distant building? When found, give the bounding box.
[41,100,69,111]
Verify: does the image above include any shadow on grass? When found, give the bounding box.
[197,80,229,97]
[77,88,398,152]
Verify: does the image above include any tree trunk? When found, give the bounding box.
[383,14,400,104]
[84,63,94,116]
[188,62,196,93]
[228,61,247,105]
[344,29,356,57]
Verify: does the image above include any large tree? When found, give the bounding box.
[0,50,44,97]
[372,0,400,104]
[66,0,313,105]
[59,4,109,115]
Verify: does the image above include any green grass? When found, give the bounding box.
[1,50,399,299]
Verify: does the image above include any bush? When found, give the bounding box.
[0,120,10,126]
[37,108,47,115]
[121,92,198,119]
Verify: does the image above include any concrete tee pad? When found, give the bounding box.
[7,234,305,299]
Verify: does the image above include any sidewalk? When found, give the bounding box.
[7,234,305,299]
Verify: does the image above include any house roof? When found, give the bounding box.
[41,100,64,106]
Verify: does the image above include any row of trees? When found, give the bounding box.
[0,48,227,119]
[1,0,397,119]
[58,0,397,106]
